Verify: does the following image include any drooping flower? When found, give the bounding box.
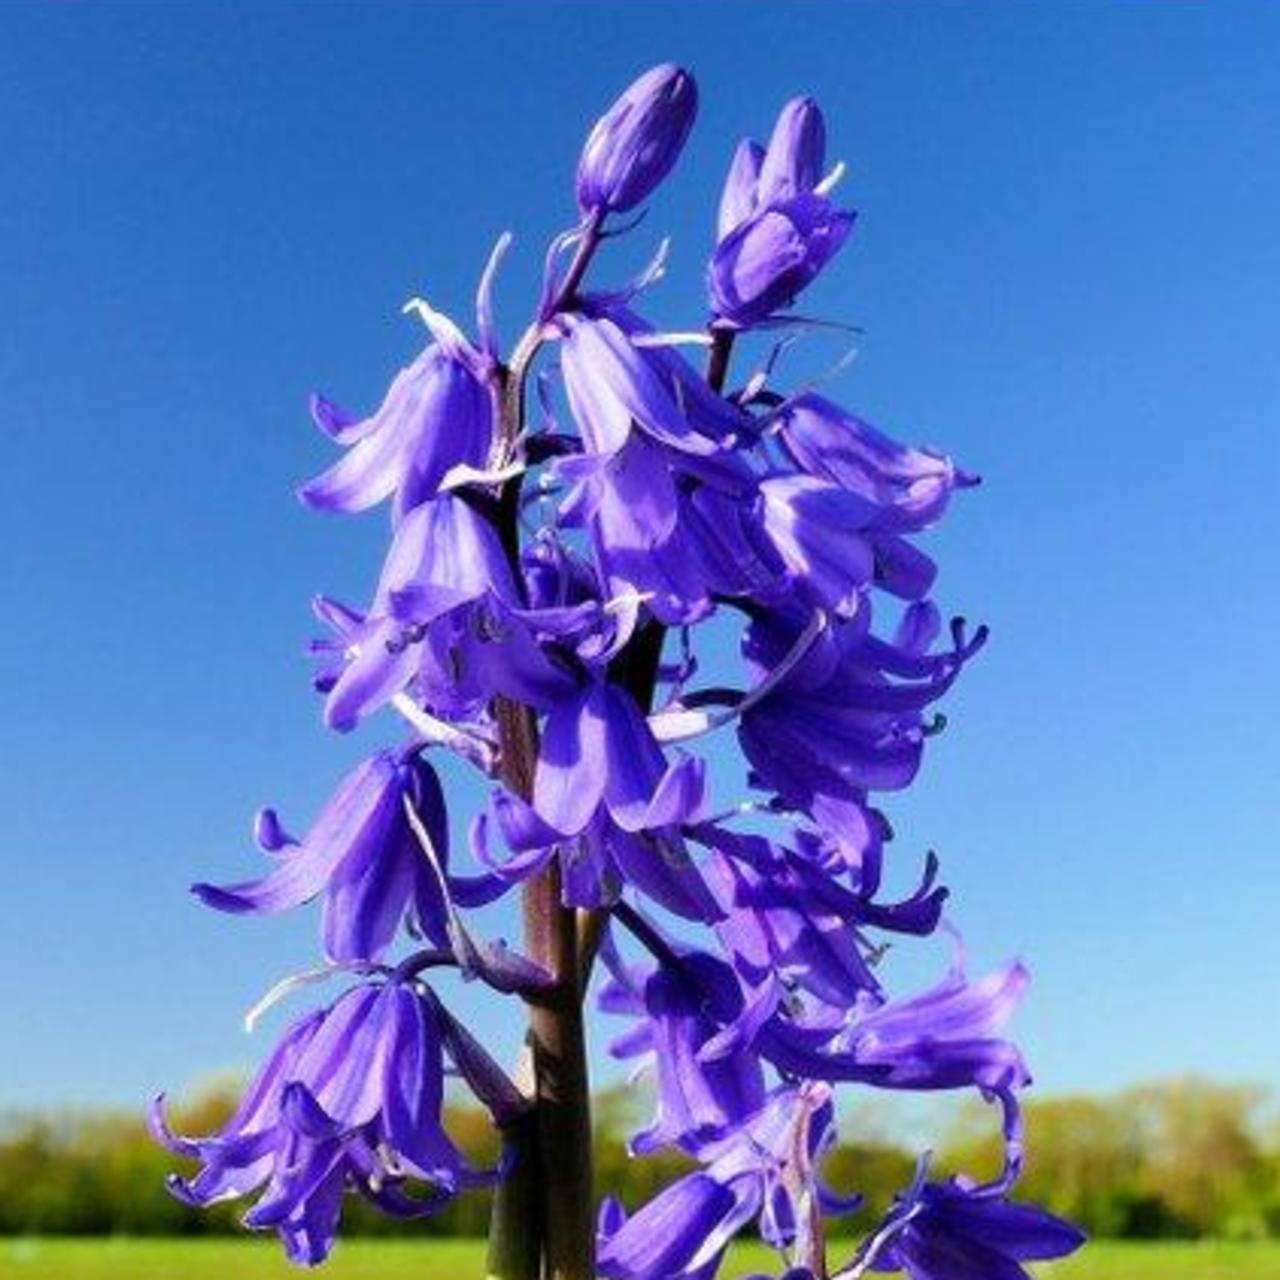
[150,981,510,1266]
[463,675,722,919]
[597,1084,856,1280]
[532,679,699,837]
[773,393,979,534]
[598,924,765,1154]
[479,778,720,923]
[193,751,452,965]
[552,303,771,619]
[738,603,985,809]
[857,1175,1085,1280]
[759,939,1031,1102]
[557,434,772,624]
[558,306,748,459]
[699,828,887,1006]
[317,494,568,732]
[576,64,699,216]
[751,475,882,617]
[299,344,495,525]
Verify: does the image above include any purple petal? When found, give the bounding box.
[710,194,855,329]
[601,685,670,831]
[757,97,826,205]
[560,313,726,458]
[534,685,609,836]
[598,1171,760,1280]
[193,755,400,921]
[298,424,405,514]
[717,138,765,239]
[928,1192,1086,1261]
[754,475,877,617]
[609,828,720,923]
[292,986,391,1128]
[373,495,516,616]
[643,754,707,828]
[309,392,373,445]
[576,64,698,216]
[253,807,296,853]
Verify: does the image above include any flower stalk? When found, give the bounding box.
[154,62,1083,1280]
[486,213,606,1280]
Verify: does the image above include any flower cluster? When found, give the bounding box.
[155,64,1084,1278]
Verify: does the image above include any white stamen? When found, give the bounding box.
[630,330,714,349]
[243,963,343,1033]
[391,693,496,770]
[403,793,474,967]
[834,1204,923,1280]
[615,237,671,299]
[814,159,846,197]
[604,588,654,616]
[700,799,775,826]
[647,706,717,742]
[439,459,526,492]
[402,295,471,357]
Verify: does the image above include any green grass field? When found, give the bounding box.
[0,1239,1276,1279]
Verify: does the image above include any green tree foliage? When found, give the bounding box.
[936,1077,1279,1240]
[0,1079,1275,1240]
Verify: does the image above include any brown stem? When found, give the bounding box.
[485,248,732,1280]
[705,327,735,394]
[490,690,594,1280]
[486,221,604,1280]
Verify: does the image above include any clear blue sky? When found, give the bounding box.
[2,3,1277,1113]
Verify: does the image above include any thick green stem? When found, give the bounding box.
[485,1109,542,1280]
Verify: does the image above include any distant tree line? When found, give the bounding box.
[0,1077,1275,1240]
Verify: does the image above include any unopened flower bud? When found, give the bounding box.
[756,96,827,206]
[576,63,698,216]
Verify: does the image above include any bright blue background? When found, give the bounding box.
[2,3,1277,1112]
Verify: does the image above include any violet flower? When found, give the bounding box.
[598,1084,856,1280]
[557,435,772,624]
[576,64,699,216]
[700,828,891,1006]
[751,475,883,617]
[480,781,719,922]
[856,1174,1085,1280]
[532,679,698,837]
[710,195,855,330]
[317,493,546,732]
[774,393,979,534]
[598,923,765,1154]
[150,980,511,1266]
[738,603,986,809]
[759,939,1031,1104]
[558,306,748,458]
[159,67,1078,1278]
[554,304,765,618]
[299,344,494,525]
[465,677,723,917]
[709,99,855,329]
[193,751,452,965]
